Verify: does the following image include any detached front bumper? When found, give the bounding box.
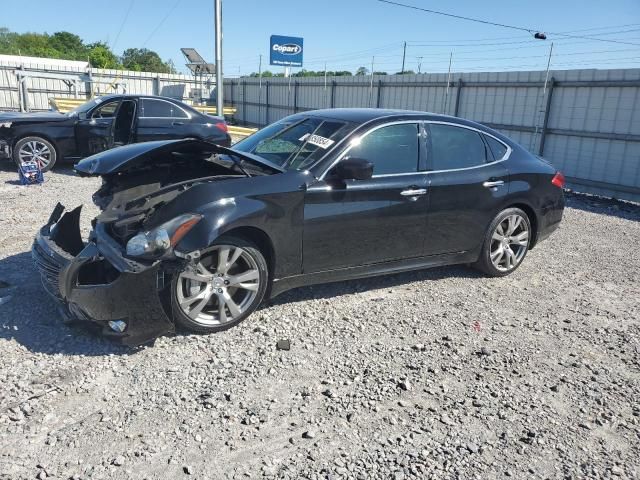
[31,204,175,346]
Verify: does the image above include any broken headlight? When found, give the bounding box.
[126,213,202,258]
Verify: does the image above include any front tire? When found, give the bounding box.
[473,208,531,277]
[171,235,269,333]
[13,136,58,172]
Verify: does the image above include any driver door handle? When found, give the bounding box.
[401,188,427,196]
[172,121,184,126]
[483,180,504,188]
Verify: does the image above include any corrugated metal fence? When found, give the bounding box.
[224,69,640,203]
[0,58,215,112]
[0,57,638,202]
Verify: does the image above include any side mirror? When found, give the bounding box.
[333,157,373,181]
[78,112,87,120]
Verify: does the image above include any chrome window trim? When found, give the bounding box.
[318,120,421,180]
[319,119,512,180]
[139,98,191,119]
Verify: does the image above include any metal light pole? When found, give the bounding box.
[214,0,223,117]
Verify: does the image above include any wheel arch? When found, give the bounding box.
[12,132,61,158]
[215,226,276,278]
[504,202,539,249]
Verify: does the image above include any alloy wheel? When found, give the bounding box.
[18,140,52,169]
[490,214,529,272]
[175,245,261,326]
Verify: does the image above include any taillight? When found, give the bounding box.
[551,171,565,188]
[214,122,228,133]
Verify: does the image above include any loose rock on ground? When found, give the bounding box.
[0,164,639,479]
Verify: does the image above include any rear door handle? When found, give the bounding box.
[172,121,184,126]
[483,180,504,188]
[401,188,427,196]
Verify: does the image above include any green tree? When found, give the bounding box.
[0,28,175,74]
[88,42,121,69]
[0,28,18,53]
[394,70,416,75]
[121,48,175,73]
[355,66,369,76]
[49,31,87,59]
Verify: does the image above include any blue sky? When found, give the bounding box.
[2,0,640,75]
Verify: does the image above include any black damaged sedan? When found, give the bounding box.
[32,109,564,345]
[0,94,230,171]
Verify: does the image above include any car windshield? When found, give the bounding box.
[66,98,107,117]
[233,117,354,170]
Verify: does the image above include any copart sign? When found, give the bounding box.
[270,35,303,67]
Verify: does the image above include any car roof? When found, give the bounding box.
[95,94,186,103]
[296,108,518,151]
[303,108,465,124]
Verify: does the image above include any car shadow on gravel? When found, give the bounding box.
[269,264,482,306]
[1,162,79,179]
[565,191,640,221]
[0,251,131,357]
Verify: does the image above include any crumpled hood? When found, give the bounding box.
[0,111,68,123]
[74,138,285,176]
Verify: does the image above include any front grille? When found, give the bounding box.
[32,240,64,299]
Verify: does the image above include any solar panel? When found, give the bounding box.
[181,48,216,74]
[181,48,206,64]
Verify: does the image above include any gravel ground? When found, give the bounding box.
[0,163,639,480]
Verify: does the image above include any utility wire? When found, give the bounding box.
[304,42,404,62]
[142,0,182,47]
[112,0,135,51]
[376,0,539,33]
[405,23,640,43]
[408,28,640,46]
[375,0,640,46]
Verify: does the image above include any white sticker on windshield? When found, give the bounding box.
[299,133,335,149]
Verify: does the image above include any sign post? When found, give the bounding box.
[214,0,223,117]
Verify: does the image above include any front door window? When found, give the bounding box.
[346,123,420,176]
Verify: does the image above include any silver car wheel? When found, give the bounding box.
[18,140,52,169]
[175,245,261,326]
[490,213,529,272]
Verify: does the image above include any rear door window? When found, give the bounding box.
[427,123,487,170]
[140,99,187,118]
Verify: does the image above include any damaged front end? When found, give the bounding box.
[32,203,177,346]
[31,139,283,346]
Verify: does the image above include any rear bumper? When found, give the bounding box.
[32,204,175,346]
[206,134,232,147]
[534,191,565,246]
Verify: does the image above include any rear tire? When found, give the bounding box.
[171,235,269,333]
[13,136,58,172]
[473,207,531,277]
